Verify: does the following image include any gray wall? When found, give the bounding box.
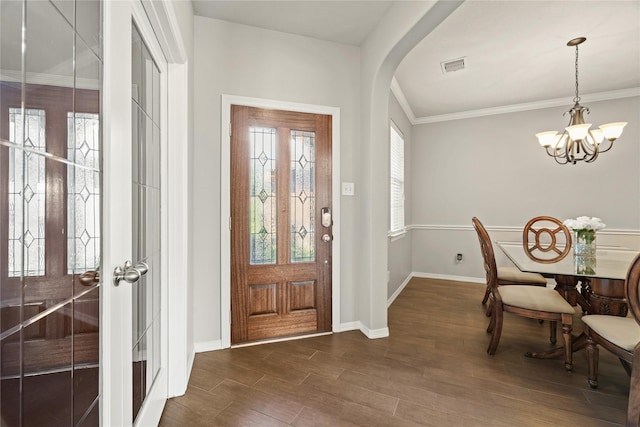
[410,96,640,280]
[388,92,412,300]
[192,16,361,344]
[171,0,195,389]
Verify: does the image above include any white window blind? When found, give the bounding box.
[390,123,405,234]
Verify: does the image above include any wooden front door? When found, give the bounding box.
[230,106,332,344]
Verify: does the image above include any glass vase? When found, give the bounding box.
[573,229,596,257]
[574,254,596,275]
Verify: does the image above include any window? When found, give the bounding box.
[390,122,405,234]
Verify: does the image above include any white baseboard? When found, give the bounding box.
[337,320,389,339]
[194,328,356,351]
[360,323,390,339]
[387,274,413,308]
[387,272,485,308]
[337,321,361,332]
[194,322,392,352]
[167,348,195,398]
[193,339,224,353]
[411,271,485,284]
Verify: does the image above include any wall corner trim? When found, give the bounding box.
[337,321,389,339]
[387,274,413,308]
[194,339,224,353]
[360,324,390,339]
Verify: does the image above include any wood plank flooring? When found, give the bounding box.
[159,278,630,426]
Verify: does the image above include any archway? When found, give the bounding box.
[357,1,464,335]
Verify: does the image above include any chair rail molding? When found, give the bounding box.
[407,224,640,236]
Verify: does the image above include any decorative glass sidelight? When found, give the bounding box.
[290,130,315,263]
[67,112,101,274]
[249,127,277,264]
[8,108,46,277]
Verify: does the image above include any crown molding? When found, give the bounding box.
[0,70,99,90]
[390,79,640,125]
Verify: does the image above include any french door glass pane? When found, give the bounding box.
[249,127,277,265]
[8,108,46,277]
[67,112,101,274]
[1,1,102,425]
[290,130,315,263]
[131,22,162,423]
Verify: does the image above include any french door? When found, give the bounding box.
[0,2,173,425]
[0,1,102,425]
[230,106,332,344]
[102,1,168,425]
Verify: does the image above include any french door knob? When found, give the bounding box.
[113,261,149,286]
[79,270,100,286]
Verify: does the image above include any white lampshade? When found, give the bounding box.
[599,122,627,141]
[535,131,559,148]
[587,129,604,145]
[566,123,591,140]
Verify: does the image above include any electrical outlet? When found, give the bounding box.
[456,253,463,263]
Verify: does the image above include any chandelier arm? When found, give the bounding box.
[586,149,599,163]
[554,155,568,165]
[564,138,576,164]
[596,139,615,154]
[579,138,597,156]
[578,141,597,162]
[546,146,567,164]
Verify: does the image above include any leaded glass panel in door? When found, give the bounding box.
[67,112,101,274]
[249,127,277,265]
[290,130,315,263]
[8,108,46,277]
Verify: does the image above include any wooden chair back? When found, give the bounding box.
[626,254,640,427]
[627,253,640,326]
[472,217,498,290]
[522,216,572,263]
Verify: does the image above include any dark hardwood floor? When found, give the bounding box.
[159,278,629,426]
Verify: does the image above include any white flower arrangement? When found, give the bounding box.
[563,216,606,232]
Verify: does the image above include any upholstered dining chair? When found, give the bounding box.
[583,253,640,426]
[522,216,572,264]
[479,219,548,315]
[472,217,576,371]
[480,219,548,307]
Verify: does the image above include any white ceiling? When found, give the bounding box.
[192,1,640,121]
[191,1,394,46]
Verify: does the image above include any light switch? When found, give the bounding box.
[342,182,354,196]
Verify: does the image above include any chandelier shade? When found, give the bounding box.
[535,37,627,165]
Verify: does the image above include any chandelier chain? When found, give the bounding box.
[573,45,580,104]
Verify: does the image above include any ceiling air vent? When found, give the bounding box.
[440,57,466,74]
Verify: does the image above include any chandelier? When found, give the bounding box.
[535,37,627,165]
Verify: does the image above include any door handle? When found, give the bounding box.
[79,270,100,286]
[113,261,149,287]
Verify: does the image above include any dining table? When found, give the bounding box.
[496,241,639,360]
